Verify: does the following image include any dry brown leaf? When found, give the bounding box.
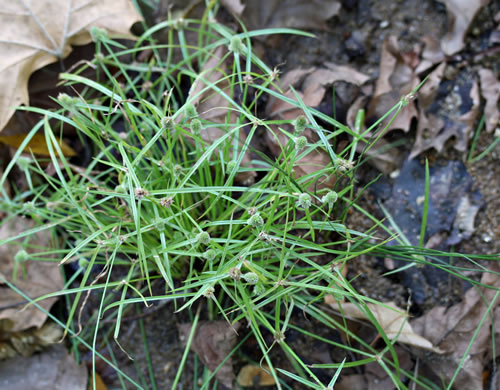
[221,0,245,16]
[412,262,500,389]
[416,36,446,74]
[367,36,419,134]
[178,321,240,388]
[440,0,491,55]
[0,134,76,157]
[410,65,480,158]
[265,64,368,189]
[242,0,341,31]
[330,301,443,353]
[0,321,62,359]
[0,217,63,332]
[0,345,87,389]
[236,364,276,387]
[337,347,412,390]
[188,46,256,184]
[0,0,142,132]
[478,68,500,133]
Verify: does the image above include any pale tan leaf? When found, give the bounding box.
[478,68,500,133]
[412,262,500,389]
[440,0,490,55]
[237,365,276,387]
[333,301,443,353]
[0,0,142,132]
[0,217,63,332]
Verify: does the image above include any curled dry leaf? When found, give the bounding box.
[415,35,445,74]
[242,0,341,31]
[439,0,491,55]
[265,63,368,189]
[0,345,87,390]
[478,68,500,133]
[0,0,142,132]
[329,301,443,353]
[0,217,63,332]
[188,46,256,184]
[367,36,419,134]
[236,364,276,387]
[178,321,240,388]
[412,262,500,389]
[410,65,480,158]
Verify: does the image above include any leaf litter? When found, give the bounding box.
[0,217,63,332]
[0,0,142,132]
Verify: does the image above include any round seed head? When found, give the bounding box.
[247,212,264,228]
[296,193,312,210]
[295,135,307,151]
[203,286,215,298]
[134,187,149,200]
[228,35,244,53]
[90,27,108,42]
[242,272,259,285]
[184,104,197,118]
[229,267,242,281]
[190,118,202,134]
[161,116,175,130]
[321,191,338,207]
[293,115,308,133]
[196,231,211,245]
[160,197,174,208]
[14,249,29,263]
[114,184,127,194]
[253,283,266,296]
[203,249,216,262]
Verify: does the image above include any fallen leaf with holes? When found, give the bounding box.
[188,46,256,184]
[0,345,87,389]
[478,68,500,133]
[410,65,480,158]
[0,0,142,132]
[237,365,276,387]
[440,0,490,55]
[412,262,500,389]
[242,0,341,31]
[265,63,369,188]
[0,217,63,332]
[178,321,240,388]
[330,301,443,353]
[367,36,419,134]
[0,134,76,157]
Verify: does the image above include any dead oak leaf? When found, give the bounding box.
[440,0,491,55]
[412,262,500,389]
[178,321,240,389]
[0,217,63,332]
[331,301,443,353]
[265,64,368,189]
[478,68,500,133]
[0,0,142,132]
